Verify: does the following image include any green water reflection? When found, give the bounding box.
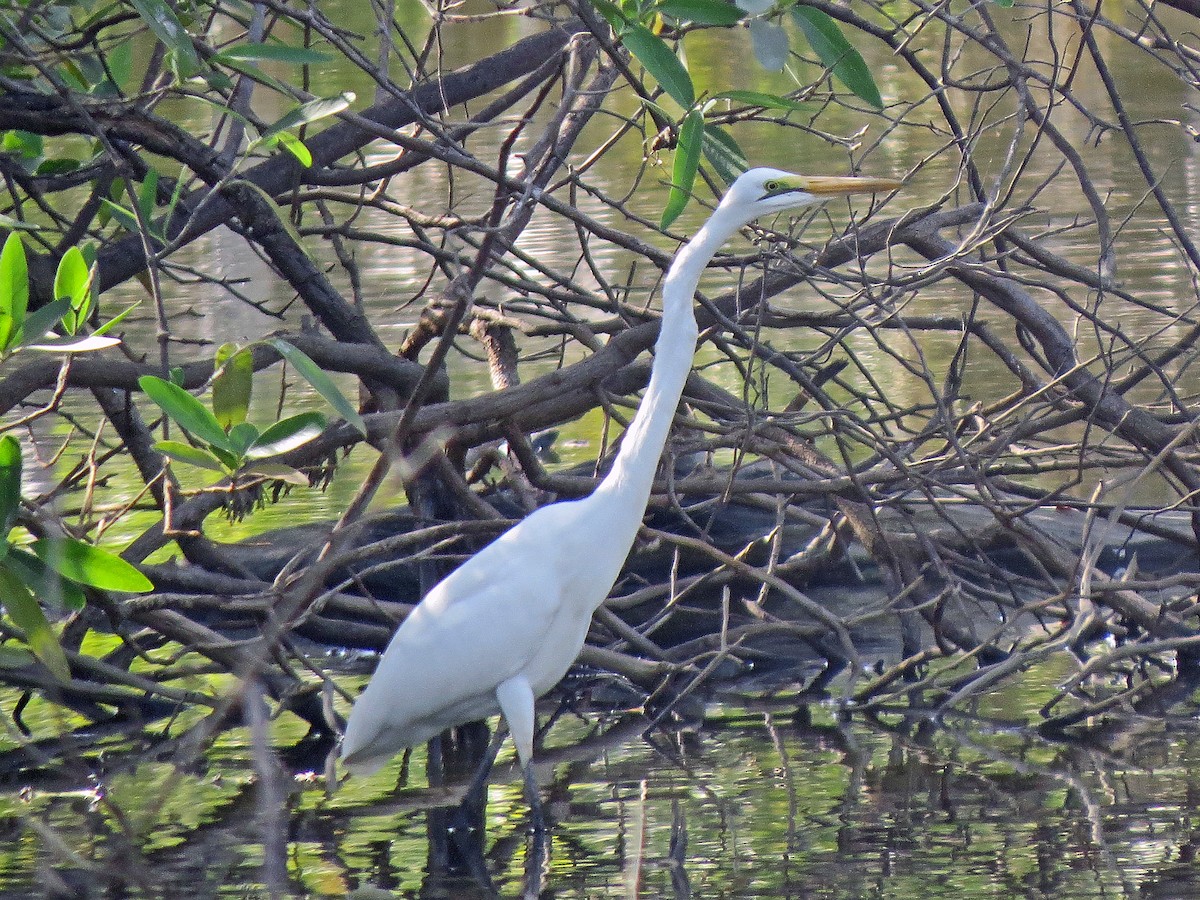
[2,685,1198,897]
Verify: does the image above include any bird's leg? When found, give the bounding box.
[522,760,547,836]
[496,675,549,834]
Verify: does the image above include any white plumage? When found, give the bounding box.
[340,167,901,781]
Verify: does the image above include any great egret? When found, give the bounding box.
[339,167,901,797]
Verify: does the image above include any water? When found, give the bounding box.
[5,686,1200,897]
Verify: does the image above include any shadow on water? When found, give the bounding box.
[5,667,1200,898]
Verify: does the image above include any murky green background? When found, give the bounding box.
[5,2,1200,896]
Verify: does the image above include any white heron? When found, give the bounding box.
[339,167,901,803]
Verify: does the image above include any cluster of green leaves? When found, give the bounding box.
[6,1,350,174]
[0,233,134,359]
[140,339,366,487]
[0,436,152,680]
[590,0,885,227]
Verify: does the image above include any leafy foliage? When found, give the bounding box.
[0,436,151,680]
[140,340,363,490]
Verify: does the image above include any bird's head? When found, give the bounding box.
[717,167,902,229]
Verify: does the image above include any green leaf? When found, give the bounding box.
[53,246,92,335]
[0,646,36,669]
[273,131,313,168]
[713,89,809,112]
[2,131,42,160]
[92,300,141,337]
[100,199,142,234]
[227,422,260,455]
[214,42,332,65]
[622,24,695,108]
[661,108,704,229]
[269,339,367,436]
[0,566,69,681]
[137,170,159,229]
[154,440,228,473]
[209,445,242,472]
[0,435,21,537]
[590,0,633,30]
[35,158,82,177]
[16,299,71,347]
[246,411,327,459]
[128,0,202,78]
[701,124,748,185]
[5,548,85,611]
[0,232,28,353]
[31,537,153,593]
[139,375,234,451]
[791,6,883,108]
[204,55,293,96]
[655,0,744,25]
[212,344,253,429]
[261,92,355,142]
[241,462,309,486]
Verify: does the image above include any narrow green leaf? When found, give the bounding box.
[0,435,21,537]
[128,0,201,78]
[0,566,69,680]
[205,55,294,96]
[154,440,228,473]
[713,89,809,112]
[214,42,332,65]
[241,463,309,486]
[261,92,355,142]
[246,411,327,459]
[661,108,704,229]
[791,6,883,108]
[269,339,367,436]
[137,170,159,227]
[100,199,142,234]
[622,24,695,108]
[0,233,29,353]
[212,344,253,429]
[139,375,234,451]
[656,0,744,25]
[92,300,141,337]
[16,299,71,347]
[31,537,153,593]
[701,124,748,185]
[5,548,85,611]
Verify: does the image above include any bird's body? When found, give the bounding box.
[340,167,901,780]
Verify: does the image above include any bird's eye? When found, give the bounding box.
[764,180,780,192]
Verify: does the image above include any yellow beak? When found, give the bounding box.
[796,175,904,195]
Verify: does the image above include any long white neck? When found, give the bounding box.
[591,207,740,532]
